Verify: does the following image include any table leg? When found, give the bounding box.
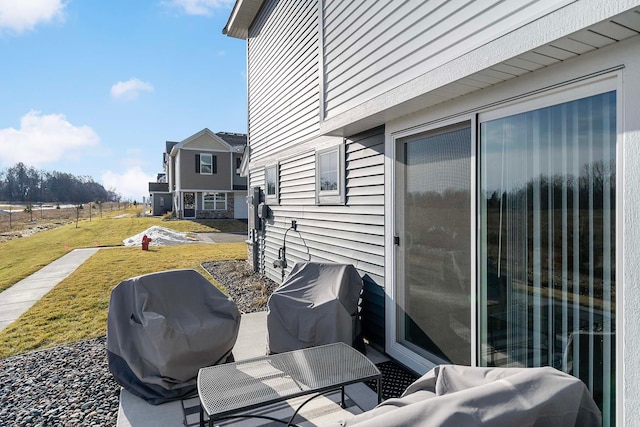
[341,386,345,408]
[376,378,382,404]
[199,404,204,427]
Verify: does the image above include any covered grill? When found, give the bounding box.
[266,262,363,354]
[107,269,240,404]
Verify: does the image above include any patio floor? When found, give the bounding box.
[116,311,388,427]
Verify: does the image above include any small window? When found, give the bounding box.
[196,153,217,174]
[265,165,278,203]
[204,193,227,210]
[316,144,345,205]
[235,157,242,176]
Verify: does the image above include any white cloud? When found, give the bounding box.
[101,166,155,202]
[110,78,154,101]
[0,0,66,34]
[0,110,99,167]
[163,0,234,16]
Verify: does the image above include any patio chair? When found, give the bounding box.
[106,269,241,405]
[337,365,602,426]
[266,262,363,354]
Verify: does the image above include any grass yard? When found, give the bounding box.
[0,243,247,359]
[0,214,247,292]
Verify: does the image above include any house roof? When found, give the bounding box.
[148,182,169,192]
[223,0,264,39]
[216,132,247,149]
[165,141,178,154]
[168,128,246,157]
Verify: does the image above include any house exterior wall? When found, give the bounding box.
[321,0,574,119]
[178,149,232,190]
[150,192,172,216]
[248,126,386,347]
[229,0,640,422]
[232,153,246,189]
[247,0,320,162]
[195,191,235,219]
[320,0,640,136]
[383,35,640,425]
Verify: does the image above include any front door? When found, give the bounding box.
[183,192,195,218]
[392,122,472,370]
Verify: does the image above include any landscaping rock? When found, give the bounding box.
[201,260,278,313]
[0,337,119,426]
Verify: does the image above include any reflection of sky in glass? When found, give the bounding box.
[319,151,338,191]
[266,167,276,195]
[406,127,471,194]
[481,92,616,194]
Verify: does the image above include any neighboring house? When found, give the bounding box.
[148,173,172,216]
[224,1,640,424]
[155,128,247,219]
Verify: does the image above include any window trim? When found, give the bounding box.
[265,164,279,204]
[315,143,345,205]
[203,192,227,211]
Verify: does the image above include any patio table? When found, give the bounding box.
[197,342,382,427]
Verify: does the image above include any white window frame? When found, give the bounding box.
[265,164,279,204]
[200,153,213,175]
[203,192,227,211]
[315,143,345,205]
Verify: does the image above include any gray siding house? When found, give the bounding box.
[224,1,640,424]
[159,128,247,219]
[148,174,172,216]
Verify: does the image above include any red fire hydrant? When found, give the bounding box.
[141,235,152,251]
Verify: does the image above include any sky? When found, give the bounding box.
[0,0,247,201]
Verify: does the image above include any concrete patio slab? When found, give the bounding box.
[0,248,99,332]
[116,311,385,427]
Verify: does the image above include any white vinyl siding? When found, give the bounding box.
[322,0,574,118]
[249,129,385,286]
[248,0,320,161]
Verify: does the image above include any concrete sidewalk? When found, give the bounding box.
[0,248,99,332]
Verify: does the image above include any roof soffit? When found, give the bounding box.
[223,0,265,39]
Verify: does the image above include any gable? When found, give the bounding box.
[182,132,230,152]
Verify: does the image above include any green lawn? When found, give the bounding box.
[0,213,247,292]
[0,243,247,359]
[0,212,248,359]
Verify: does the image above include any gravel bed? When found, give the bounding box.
[0,336,119,427]
[0,261,276,427]
[201,260,278,313]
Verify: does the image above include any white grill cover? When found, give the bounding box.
[339,365,602,427]
[107,269,240,404]
[266,262,363,354]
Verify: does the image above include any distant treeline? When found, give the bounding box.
[0,162,120,204]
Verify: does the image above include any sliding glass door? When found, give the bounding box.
[395,123,472,365]
[479,91,616,424]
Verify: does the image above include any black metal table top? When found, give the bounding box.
[197,342,381,420]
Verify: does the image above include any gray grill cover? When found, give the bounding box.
[107,269,240,404]
[266,262,363,354]
[339,365,602,427]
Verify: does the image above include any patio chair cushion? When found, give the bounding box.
[107,269,241,404]
[338,365,602,427]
